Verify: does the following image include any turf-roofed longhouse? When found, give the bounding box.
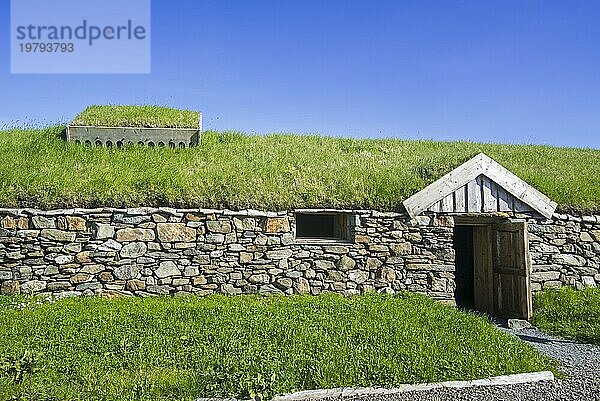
[0,114,599,321]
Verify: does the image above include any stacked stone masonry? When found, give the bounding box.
[0,208,598,300]
[529,213,600,291]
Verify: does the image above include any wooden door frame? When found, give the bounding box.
[453,217,494,314]
[453,216,532,319]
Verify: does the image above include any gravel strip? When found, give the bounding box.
[345,326,600,401]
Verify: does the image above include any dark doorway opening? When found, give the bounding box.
[454,225,475,309]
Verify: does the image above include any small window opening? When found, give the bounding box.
[295,212,351,241]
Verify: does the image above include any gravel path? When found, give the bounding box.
[351,326,600,401]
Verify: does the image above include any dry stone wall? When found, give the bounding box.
[0,208,455,300]
[0,208,598,300]
[529,214,600,290]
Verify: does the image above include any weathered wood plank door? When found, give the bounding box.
[473,225,494,314]
[492,221,532,319]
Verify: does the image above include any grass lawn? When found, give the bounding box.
[0,126,598,212]
[532,287,600,344]
[71,105,200,129]
[0,293,555,401]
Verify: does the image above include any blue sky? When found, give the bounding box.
[1,0,600,148]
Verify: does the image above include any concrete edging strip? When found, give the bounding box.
[269,371,555,401]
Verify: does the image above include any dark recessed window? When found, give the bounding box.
[295,212,351,241]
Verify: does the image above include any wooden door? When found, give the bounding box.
[492,221,532,319]
[473,225,493,314]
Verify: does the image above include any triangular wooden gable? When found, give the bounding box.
[403,153,557,219]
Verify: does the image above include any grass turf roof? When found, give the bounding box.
[71,105,200,129]
[0,125,599,212]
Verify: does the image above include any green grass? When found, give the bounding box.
[71,105,200,129]
[0,125,598,212]
[532,287,600,344]
[0,293,555,401]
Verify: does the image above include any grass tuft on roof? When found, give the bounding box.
[71,105,200,129]
[0,125,598,212]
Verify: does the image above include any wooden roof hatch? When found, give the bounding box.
[403,153,558,219]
